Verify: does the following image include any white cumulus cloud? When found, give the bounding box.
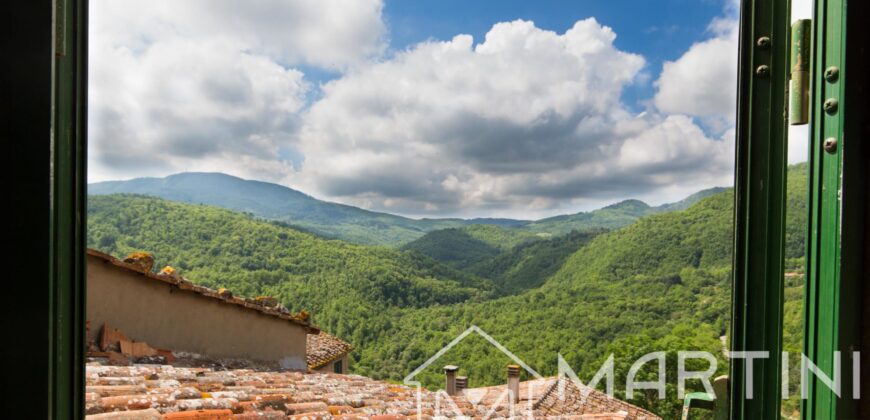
[288,19,734,217]
[87,0,385,182]
[89,4,740,218]
[653,17,738,131]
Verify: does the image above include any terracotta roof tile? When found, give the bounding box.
[87,249,318,333]
[83,362,660,419]
[532,377,661,420]
[307,332,354,370]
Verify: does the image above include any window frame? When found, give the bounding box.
[50,0,88,417]
[32,0,867,418]
[729,0,868,418]
[801,0,867,418]
[729,0,791,416]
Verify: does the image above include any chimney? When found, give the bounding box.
[507,364,520,403]
[444,365,459,396]
[455,376,468,394]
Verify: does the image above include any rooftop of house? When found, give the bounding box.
[84,362,661,419]
[307,332,353,370]
[87,249,318,333]
[84,248,657,419]
[458,377,660,420]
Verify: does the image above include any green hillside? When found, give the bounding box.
[354,191,737,417]
[522,199,653,236]
[400,192,726,279]
[468,229,603,294]
[652,187,729,213]
[352,166,807,418]
[401,225,542,270]
[87,194,495,344]
[404,224,602,294]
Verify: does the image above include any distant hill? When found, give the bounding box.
[89,172,727,246]
[89,173,476,246]
[521,199,651,236]
[467,229,602,294]
[401,225,543,270]
[87,194,496,331]
[520,188,726,236]
[401,190,727,275]
[400,223,599,294]
[653,187,729,213]
[402,191,728,295]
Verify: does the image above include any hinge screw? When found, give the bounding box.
[756,65,770,78]
[756,37,771,49]
[823,137,838,153]
[823,98,839,114]
[824,66,839,82]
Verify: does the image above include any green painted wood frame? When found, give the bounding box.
[41,0,867,419]
[801,0,867,418]
[729,0,791,418]
[51,0,88,418]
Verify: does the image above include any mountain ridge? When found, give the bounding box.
[90,172,728,246]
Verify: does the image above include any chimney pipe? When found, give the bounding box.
[507,364,520,404]
[444,365,459,396]
[455,376,468,394]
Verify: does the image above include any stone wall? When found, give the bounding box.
[87,253,309,369]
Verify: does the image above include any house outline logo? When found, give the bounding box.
[403,325,544,419]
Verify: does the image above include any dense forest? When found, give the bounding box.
[88,195,497,324]
[87,163,808,418]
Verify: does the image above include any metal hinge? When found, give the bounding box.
[789,19,811,125]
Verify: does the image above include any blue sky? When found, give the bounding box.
[385,0,722,56]
[88,0,746,219]
[301,0,731,112]
[382,0,728,111]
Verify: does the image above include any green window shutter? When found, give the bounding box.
[802,0,867,418]
[729,0,791,418]
[51,0,88,418]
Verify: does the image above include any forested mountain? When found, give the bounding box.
[87,194,495,322]
[520,187,726,236]
[351,165,806,418]
[89,172,724,246]
[402,224,602,294]
[86,164,807,418]
[400,225,543,270]
[90,173,511,246]
[467,229,603,294]
[354,190,737,417]
[521,199,652,236]
[400,189,728,290]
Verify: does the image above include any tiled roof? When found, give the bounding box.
[532,377,661,419]
[460,377,554,408]
[87,249,318,333]
[84,362,660,419]
[307,332,353,370]
[457,377,660,420]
